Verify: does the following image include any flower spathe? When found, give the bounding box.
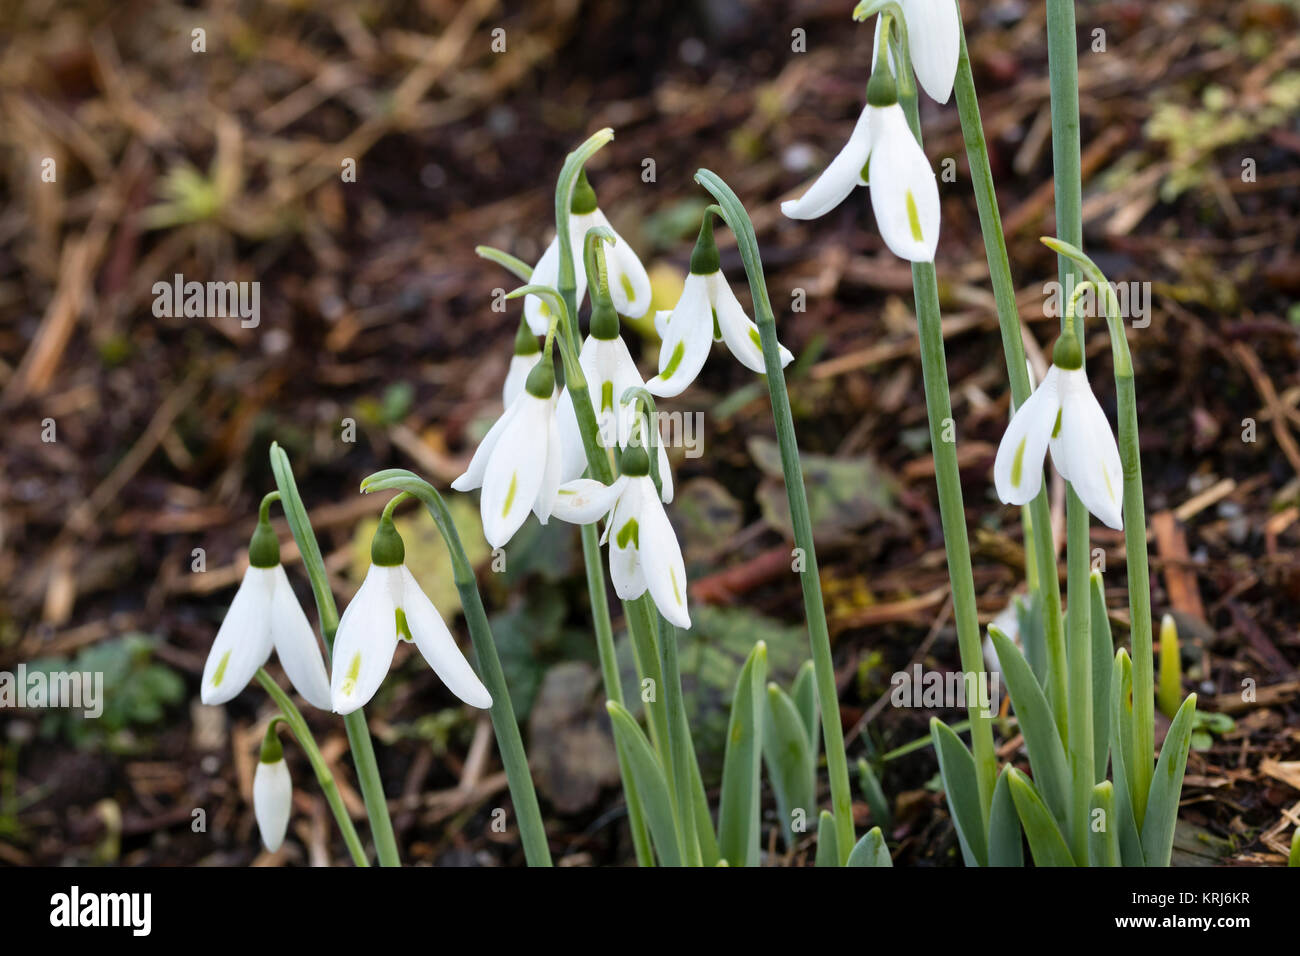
[993,363,1124,530]
[871,1,961,105]
[451,366,564,549]
[647,216,794,397]
[781,99,940,263]
[550,461,691,630]
[522,173,651,334]
[330,523,492,714]
[202,547,331,711]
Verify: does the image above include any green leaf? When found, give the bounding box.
[1109,649,1146,866]
[930,718,988,867]
[845,827,892,867]
[606,701,682,867]
[989,625,1070,828]
[856,758,892,833]
[815,810,839,868]
[762,683,815,848]
[1007,769,1076,867]
[988,765,1024,867]
[1090,572,1113,782]
[1289,828,1300,867]
[1141,693,1197,867]
[791,659,818,748]
[718,641,767,867]
[1015,590,1048,688]
[1089,781,1121,866]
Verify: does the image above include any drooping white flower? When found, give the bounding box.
[550,446,691,629]
[556,299,674,502]
[993,358,1124,530]
[202,515,331,710]
[781,86,940,263]
[253,729,292,853]
[871,1,961,105]
[523,171,651,334]
[646,215,794,397]
[331,516,492,715]
[452,359,564,549]
[504,318,543,407]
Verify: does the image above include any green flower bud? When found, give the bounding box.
[525,357,556,398]
[689,213,721,276]
[370,513,406,567]
[571,169,598,215]
[247,515,280,568]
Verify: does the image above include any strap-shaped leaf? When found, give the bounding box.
[1088,781,1120,866]
[762,682,816,848]
[791,659,818,748]
[989,625,1070,827]
[857,758,892,833]
[606,701,682,867]
[1007,769,1075,867]
[930,718,988,867]
[815,810,839,868]
[1015,590,1049,688]
[1140,693,1197,867]
[689,756,720,867]
[718,641,767,867]
[1090,572,1112,782]
[846,827,892,867]
[988,765,1024,866]
[1109,649,1145,866]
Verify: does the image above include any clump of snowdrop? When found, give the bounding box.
[647,211,793,397]
[781,52,940,262]
[524,171,651,333]
[253,723,292,853]
[201,497,331,710]
[330,509,492,714]
[993,326,1124,529]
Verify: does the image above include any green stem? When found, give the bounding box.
[268,443,400,866]
[359,475,552,866]
[953,20,1066,732]
[1065,471,1094,863]
[694,168,856,864]
[658,617,702,866]
[256,669,369,867]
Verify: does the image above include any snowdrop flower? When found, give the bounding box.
[993,333,1124,529]
[781,71,940,263]
[452,357,564,548]
[331,513,492,714]
[202,503,331,710]
[253,725,292,853]
[503,318,543,407]
[551,442,691,629]
[523,171,651,334]
[870,1,960,105]
[557,293,674,502]
[646,213,794,397]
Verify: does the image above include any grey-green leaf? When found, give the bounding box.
[930,718,988,867]
[1007,769,1076,867]
[857,758,893,833]
[718,641,767,867]
[1090,572,1113,782]
[762,682,815,849]
[1140,693,1197,867]
[845,827,892,866]
[606,701,682,867]
[815,810,839,868]
[988,765,1024,866]
[1089,781,1121,866]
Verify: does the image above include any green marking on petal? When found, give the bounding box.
[211,649,231,687]
[662,342,685,379]
[749,327,762,351]
[712,307,721,340]
[1011,435,1028,488]
[670,565,683,605]
[1052,409,1063,439]
[615,517,640,550]
[502,472,518,517]
[860,156,871,185]
[601,380,613,413]
[341,652,362,698]
[906,190,923,243]
[539,301,551,319]
[1103,467,1116,501]
[395,606,413,642]
[620,273,635,301]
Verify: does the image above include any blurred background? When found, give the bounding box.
[1,0,1298,866]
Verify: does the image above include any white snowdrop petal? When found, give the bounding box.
[480,394,551,548]
[655,440,674,504]
[635,479,691,629]
[902,0,961,105]
[533,410,564,525]
[554,387,590,485]
[781,106,873,220]
[523,237,561,335]
[201,567,275,705]
[868,105,941,262]
[268,565,331,711]
[551,477,628,525]
[607,481,648,600]
[653,309,673,340]
[398,566,492,709]
[711,275,794,374]
[330,566,400,715]
[253,758,292,853]
[592,211,652,319]
[503,353,540,408]
[1056,371,1125,530]
[647,273,714,398]
[993,366,1061,507]
[452,398,522,493]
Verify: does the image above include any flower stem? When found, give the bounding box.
[694,168,857,863]
[255,669,369,866]
[658,617,702,866]
[952,21,1066,735]
[359,476,552,866]
[268,443,400,866]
